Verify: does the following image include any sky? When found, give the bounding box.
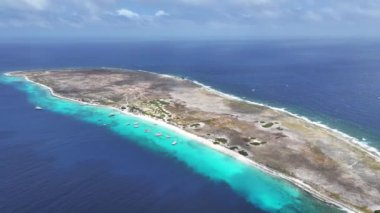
[1,0,380,40]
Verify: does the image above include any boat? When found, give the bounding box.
[166,135,171,138]
[109,113,115,117]
[155,133,162,137]
[172,141,177,145]
[144,129,151,133]
[134,125,139,128]
[35,106,43,110]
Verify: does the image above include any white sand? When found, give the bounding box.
[6,73,358,212]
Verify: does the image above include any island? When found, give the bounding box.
[8,68,380,212]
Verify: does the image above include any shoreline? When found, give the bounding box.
[3,71,358,212]
[6,67,380,159]
[148,69,380,162]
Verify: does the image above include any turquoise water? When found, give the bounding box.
[1,75,342,213]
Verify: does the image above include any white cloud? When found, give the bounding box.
[304,11,322,22]
[233,0,272,6]
[155,10,169,17]
[260,10,280,18]
[352,7,380,18]
[23,0,49,10]
[178,0,216,6]
[117,8,140,19]
[0,0,49,11]
[2,0,380,37]
[321,8,341,21]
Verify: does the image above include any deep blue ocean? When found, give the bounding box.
[1,39,380,212]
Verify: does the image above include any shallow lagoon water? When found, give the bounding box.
[0,74,341,212]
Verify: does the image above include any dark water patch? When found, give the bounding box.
[0,130,16,140]
[0,144,260,213]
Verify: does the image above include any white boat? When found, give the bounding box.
[172,141,177,145]
[134,125,139,128]
[166,135,171,139]
[155,133,162,137]
[35,106,43,110]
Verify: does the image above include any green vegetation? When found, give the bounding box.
[148,100,169,108]
[190,123,200,128]
[129,105,143,113]
[213,142,220,145]
[367,160,380,171]
[250,141,267,146]
[329,192,341,200]
[109,95,123,102]
[244,137,267,146]
[149,100,164,107]
[226,100,263,114]
[215,137,228,144]
[276,127,283,131]
[238,150,248,156]
[352,205,371,213]
[80,98,91,102]
[243,137,256,142]
[158,100,169,105]
[262,122,274,128]
[374,210,380,213]
[137,100,173,120]
[274,132,287,139]
[229,146,239,151]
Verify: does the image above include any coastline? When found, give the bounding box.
[146,69,380,161]
[6,67,380,159]
[3,71,359,212]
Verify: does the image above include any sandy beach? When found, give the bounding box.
[10,73,353,212]
[5,69,380,212]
